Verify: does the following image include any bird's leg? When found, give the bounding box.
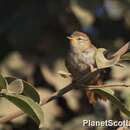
[88,64,95,72]
[57,70,72,78]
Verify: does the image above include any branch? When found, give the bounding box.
[0,69,130,123]
[88,84,130,89]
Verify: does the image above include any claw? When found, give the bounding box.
[89,64,96,72]
[57,70,72,78]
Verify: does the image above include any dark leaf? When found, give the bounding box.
[93,88,130,117]
[4,94,44,128]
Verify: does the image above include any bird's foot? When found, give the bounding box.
[57,70,72,78]
[89,64,96,72]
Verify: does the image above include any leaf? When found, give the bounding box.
[93,88,130,117]
[112,42,130,57]
[95,48,120,69]
[97,88,114,95]
[70,0,94,27]
[0,75,7,90]
[7,79,24,94]
[4,94,44,128]
[5,77,40,103]
[95,42,130,69]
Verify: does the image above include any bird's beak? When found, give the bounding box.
[67,36,73,40]
[67,36,75,44]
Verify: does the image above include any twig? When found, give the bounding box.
[88,84,130,89]
[0,111,24,123]
[0,69,130,123]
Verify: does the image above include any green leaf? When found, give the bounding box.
[0,75,7,90]
[93,88,130,117]
[95,88,114,95]
[7,79,24,94]
[4,94,44,128]
[5,77,40,103]
[95,48,120,69]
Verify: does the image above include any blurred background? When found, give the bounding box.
[0,0,130,130]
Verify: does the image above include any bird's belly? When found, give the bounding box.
[66,53,90,79]
[80,49,95,65]
[66,48,96,79]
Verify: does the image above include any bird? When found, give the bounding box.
[65,31,129,103]
[65,31,97,80]
[65,31,100,104]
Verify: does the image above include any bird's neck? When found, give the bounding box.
[70,46,82,55]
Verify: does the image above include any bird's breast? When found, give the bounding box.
[80,48,96,65]
[66,47,96,79]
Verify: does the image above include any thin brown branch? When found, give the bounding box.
[88,84,130,89]
[0,69,130,123]
[0,111,24,123]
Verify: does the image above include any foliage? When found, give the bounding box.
[0,75,43,128]
[0,42,129,128]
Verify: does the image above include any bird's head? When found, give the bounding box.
[67,31,92,51]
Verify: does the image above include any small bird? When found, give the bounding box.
[66,31,129,103]
[66,31,97,80]
[65,31,100,104]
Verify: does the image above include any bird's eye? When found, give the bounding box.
[77,37,82,40]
